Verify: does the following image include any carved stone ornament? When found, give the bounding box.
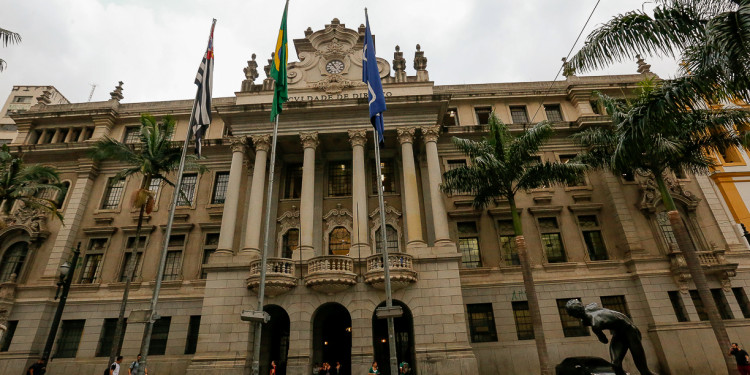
[393,45,406,74]
[413,44,427,71]
[276,207,300,256]
[300,132,319,149]
[397,127,417,144]
[310,74,361,94]
[250,134,272,152]
[561,57,576,78]
[638,172,700,213]
[421,125,441,143]
[36,90,52,105]
[369,204,403,252]
[244,53,259,82]
[315,36,357,59]
[109,81,124,101]
[229,136,247,153]
[636,54,652,74]
[348,129,367,148]
[2,204,49,241]
[323,204,353,252]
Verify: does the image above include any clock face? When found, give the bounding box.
[325,60,345,74]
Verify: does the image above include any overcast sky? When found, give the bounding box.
[1,0,680,104]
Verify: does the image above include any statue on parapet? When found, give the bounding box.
[565,299,655,375]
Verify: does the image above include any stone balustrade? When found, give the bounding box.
[668,248,738,291]
[364,252,418,291]
[246,257,297,297]
[304,255,357,294]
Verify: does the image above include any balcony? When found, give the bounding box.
[364,253,417,291]
[668,246,738,290]
[247,258,297,297]
[304,255,357,294]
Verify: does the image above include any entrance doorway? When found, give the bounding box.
[372,301,416,375]
[312,303,352,375]
[259,305,290,375]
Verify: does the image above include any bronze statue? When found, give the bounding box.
[565,299,654,375]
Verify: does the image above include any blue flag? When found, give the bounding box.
[362,12,386,145]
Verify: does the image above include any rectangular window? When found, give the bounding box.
[148,177,162,196]
[600,295,630,318]
[119,236,146,282]
[538,217,567,263]
[668,291,690,322]
[443,108,459,126]
[123,127,140,144]
[474,107,492,125]
[559,154,584,186]
[13,96,32,103]
[447,159,467,171]
[185,315,201,354]
[457,222,481,268]
[544,104,564,122]
[96,318,127,357]
[283,163,303,199]
[466,304,498,342]
[328,161,352,196]
[163,235,185,281]
[201,233,219,279]
[54,319,85,358]
[578,215,608,261]
[0,320,17,351]
[176,174,198,206]
[148,317,171,356]
[211,172,230,204]
[732,287,750,318]
[510,106,529,124]
[101,177,125,210]
[557,298,590,337]
[497,219,519,266]
[689,290,709,321]
[511,301,534,340]
[372,160,396,194]
[712,289,734,320]
[282,229,299,259]
[80,254,103,284]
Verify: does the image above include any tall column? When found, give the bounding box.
[77,127,88,142]
[397,127,425,247]
[242,134,271,257]
[422,125,452,245]
[216,137,247,255]
[349,129,370,255]
[36,129,48,145]
[299,132,319,259]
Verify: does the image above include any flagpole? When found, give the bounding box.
[136,19,216,375]
[251,112,280,375]
[373,127,399,375]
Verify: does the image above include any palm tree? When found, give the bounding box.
[574,81,750,374]
[0,27,21,72]
[88,114,205,366]
[0,144,62,220]
[568,0,750,102]
[441,113,586,375]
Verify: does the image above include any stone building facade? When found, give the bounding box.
[0,19,749,375]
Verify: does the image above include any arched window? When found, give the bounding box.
[282,229,299,259]
[56,181,71,209]
[0,242,29,282]
[329,227,351,255]
[375,225,399,254]
[656,210,698,251]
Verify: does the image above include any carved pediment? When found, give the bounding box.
[637,172,700,213]
[1,204,49,241]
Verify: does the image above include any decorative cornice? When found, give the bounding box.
[250,134,271,152]
[300,131,319,149]
[229,136,247,153]
[421,125,441,143]
[397,127,416,144]
[348,129,367,148]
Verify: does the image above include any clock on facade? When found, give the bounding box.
[325,60,345,74]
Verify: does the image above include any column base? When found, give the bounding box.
[239,247,261,259]
[297,245,316,261]
[432,239,457,255]
[351,243,372,258]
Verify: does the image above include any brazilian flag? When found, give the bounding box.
[270,0,289,122]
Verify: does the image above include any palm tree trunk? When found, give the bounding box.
[655,173,734,374]
[108,203,146,365]
[510,197,551,375]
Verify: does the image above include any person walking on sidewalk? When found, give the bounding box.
[129,353,147,375]
[729,343,750,375]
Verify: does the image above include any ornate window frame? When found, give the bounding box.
[368,204,402,253]
[276,208,300,257]
[323,205,353,255]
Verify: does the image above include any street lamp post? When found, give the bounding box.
[41,242,81,363]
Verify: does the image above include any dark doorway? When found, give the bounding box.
[372,301,416,375]
[260,305,291,375]
[313,303,352,375]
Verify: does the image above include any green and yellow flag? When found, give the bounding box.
[270,0,289,122]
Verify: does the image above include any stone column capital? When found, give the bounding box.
[300,131,319,149]
[250,134,271,152]
[421,125,441,143]
[348,129,368,148]
[229,136,247,153]
[397,127,417,144]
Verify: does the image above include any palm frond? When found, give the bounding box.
[516,161,587,191]
[0,28,21,47]
[508,121,554,164]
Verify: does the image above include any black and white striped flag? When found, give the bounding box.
[191,20,215,157]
